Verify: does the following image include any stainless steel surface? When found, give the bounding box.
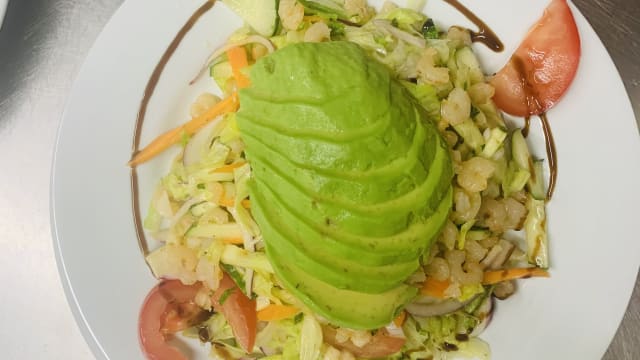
[0,0,637,359]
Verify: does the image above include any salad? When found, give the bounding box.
[129,0,580,359]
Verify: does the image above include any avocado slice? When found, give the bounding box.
[238,108,432,205]
[253,180,453,257]
[240,100,436,194]
[265,240,418,330]
[236,42,454,329]
[250,182,419,292]
[238,90,416,173]
[245,135,452,237]
[243,43,393,132]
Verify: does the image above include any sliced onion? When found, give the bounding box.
[470,297,493,337]
[183,116,223,167]
[190,35,276,84]
[406,295,477,317]
[168,197,204,228]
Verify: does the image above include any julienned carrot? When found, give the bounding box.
[219,197,251,209]
[482,267,550,285]
[393,311,406,327]
[128,94,239,166]
[212,161,247,174]
[257,304,300,321]
[420,277,450,299]
[224,237,245,245]
[219,197,234,207]
[226,46,251,89]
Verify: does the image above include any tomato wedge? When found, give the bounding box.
[211,273,257,353]
[138,280,206,360]
[491,0,580,116]
[323,326,405,358]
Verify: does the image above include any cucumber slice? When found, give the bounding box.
[528,159,546,200]
[481,127,507,158]
[455,46,484,85]
[524,196,549,269]
[511,129,530,170]
[453,118,485,154]
[222,0,279,36]
[502,161,530,197]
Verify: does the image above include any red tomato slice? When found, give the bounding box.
[323,326,406,358]
[138,280,204,360]
[211,273,257,353]
[491,0,581,116]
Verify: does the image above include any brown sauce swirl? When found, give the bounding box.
[130,1,215,257]
[522,116,531,137]
[444,0,504,52]
[539,113,557,200]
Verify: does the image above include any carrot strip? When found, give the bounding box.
[257,304,300,321]
[219,197,235,208]
[219,197,251,209]
[482,267,550,285]
[128,94,238,166]
[393,311,406,327]
[226,46,251,89]
[212,161,247,174]
[223,237,245,245]
[420,278,450,299]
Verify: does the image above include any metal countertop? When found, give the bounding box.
[0,0,637,359]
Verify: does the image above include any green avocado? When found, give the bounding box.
[250,181,420,292]
[236,41,454,329]
[265,240,418,330]
[245,131,452,237]
[254,179,452,264]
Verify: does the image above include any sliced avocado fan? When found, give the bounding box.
[237,42,454,330]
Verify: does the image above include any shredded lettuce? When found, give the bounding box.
[299,0,349,20]
[256,319,303,360]
[459,283,485,302]
[143,194,163,232]
[230,163,261,237]
[299,314,323,360]
[377,7,426,34]
[345,21,424,79]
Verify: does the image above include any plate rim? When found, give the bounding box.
[50,1,128,358]
[50,1,640,360]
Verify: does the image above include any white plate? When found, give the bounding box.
[51,1,640,359]
[0,0,8,30]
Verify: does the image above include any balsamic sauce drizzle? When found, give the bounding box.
[444,0,504,52]
[130,1,215,257]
